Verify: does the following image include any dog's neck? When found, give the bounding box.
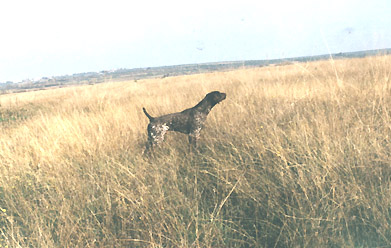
[193,97,216,115]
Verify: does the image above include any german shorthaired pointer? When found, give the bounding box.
[143,91,226,154]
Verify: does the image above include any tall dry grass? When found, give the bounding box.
[1,55,391,247]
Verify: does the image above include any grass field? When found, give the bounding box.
[1,55,391,247]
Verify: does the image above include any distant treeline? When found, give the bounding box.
[1,48,390,94]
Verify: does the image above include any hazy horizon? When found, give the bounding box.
[1,0,390,82]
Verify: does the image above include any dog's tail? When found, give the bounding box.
[142,107,155,121]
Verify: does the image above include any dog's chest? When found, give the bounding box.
[193,111,207,125]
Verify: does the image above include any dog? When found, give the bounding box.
[143,91,226,154]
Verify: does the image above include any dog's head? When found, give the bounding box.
[205,91,226,106]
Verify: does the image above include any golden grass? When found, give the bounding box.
[1,55,391,247]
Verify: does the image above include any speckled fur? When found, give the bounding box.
[143,91,226,154]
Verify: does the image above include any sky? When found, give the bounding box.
[0,0,390,82]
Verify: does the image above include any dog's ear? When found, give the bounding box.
[207,91,226,105]
[213,92,226,101]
